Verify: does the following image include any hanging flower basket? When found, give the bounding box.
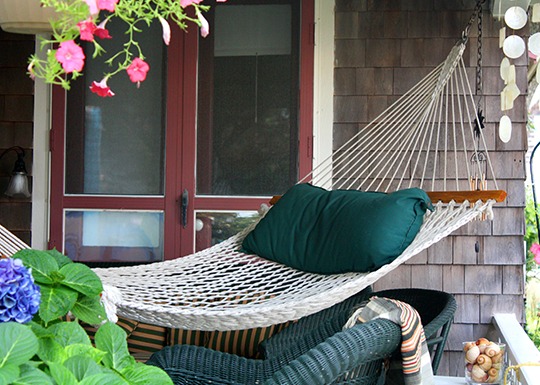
[0,0,56,35]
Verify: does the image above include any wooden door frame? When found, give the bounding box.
[48,0,314,260]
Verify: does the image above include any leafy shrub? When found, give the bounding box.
[0,249,173,385]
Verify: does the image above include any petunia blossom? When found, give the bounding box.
[197,11,209,38]
[158,16,171,46]
[90,77,115,97]
[126,58,150,87]
[27,61,35,80]
[180,0,202,8]
[531,243,540,264]
[55,40,85,73]
[83,0,99,16]
[78,18,97,42]
[95,19,112,39]
[97,0,119,12]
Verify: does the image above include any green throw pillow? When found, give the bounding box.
[241,184,433,274]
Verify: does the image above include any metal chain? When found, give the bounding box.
[462,0,486,41]
[476,4,483,100]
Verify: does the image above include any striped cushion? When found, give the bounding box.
[120,319,167,354]
[205,322,290,358]
[81,317,167,354]
[167,328,208,347]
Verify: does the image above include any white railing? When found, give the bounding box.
[491,313,540,385]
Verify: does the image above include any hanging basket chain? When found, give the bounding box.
[476,3,483,101]
[462,0,486,41]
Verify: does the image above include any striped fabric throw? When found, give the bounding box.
[344,296,434,385]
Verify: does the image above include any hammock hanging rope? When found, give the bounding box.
[75,35,505,330]
[1,7,507,331]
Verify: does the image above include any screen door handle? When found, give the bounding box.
[181,189,189,228]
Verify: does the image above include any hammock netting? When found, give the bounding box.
[1,37,505,331]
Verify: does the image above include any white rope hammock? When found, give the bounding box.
[1,38,506,331]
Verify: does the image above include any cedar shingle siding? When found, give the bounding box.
[335,0,527,376]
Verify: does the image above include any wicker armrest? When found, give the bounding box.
[260,286,372,358]
[264,318,401,385]
[147,344,266,385]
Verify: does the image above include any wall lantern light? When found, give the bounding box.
[0,146,31,198]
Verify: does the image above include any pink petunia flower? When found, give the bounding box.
[27,61,35,80]
[180,0,202,8]
[158,16,171,46]
[531,243,540,264]
[97,0,119,12]
[83,0,99,16]
[126,58,150,87]
[78,18,97,42]
[95,19,112,39]
[90,77,115,97]
[197,11,209,38]
[55,40,85,73]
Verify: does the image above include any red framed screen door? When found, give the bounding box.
[49,0,314,264]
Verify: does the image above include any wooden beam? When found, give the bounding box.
[269,190,507,205]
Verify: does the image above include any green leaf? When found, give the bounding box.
[65,344,107,364]
[63,355,102,381]
[47,361,78,385]
[13,364,54,385]
[94,323,133,372]
[27,322,52,339]
[12,249,59,285]
[46,249,73,269]
[0,323,38,367]
[79,372,128,385]
[48,322,91,348]
[0,364,19,385]
[37,338,67,364]
[59,264,103,297]
[121,363,174,385]
[71,296,107,325]
[39,285,78,323]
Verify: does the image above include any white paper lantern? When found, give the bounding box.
[503,35,526,59]
[504,6,528,30]
[499,115,512,143]
[530,33,540,56]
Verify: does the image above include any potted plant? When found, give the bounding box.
[0,249,173,385]
[0,0,56,34]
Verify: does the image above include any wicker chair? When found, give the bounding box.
[371,288,457,374]
[146,287,402,384]
[146,318,401,385]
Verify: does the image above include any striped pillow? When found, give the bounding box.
[81,317,167,354]
[167,328,208,347]
[119,318,167,354]
[205,322,290,358]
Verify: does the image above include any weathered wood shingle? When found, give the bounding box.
[335,0,526,376]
